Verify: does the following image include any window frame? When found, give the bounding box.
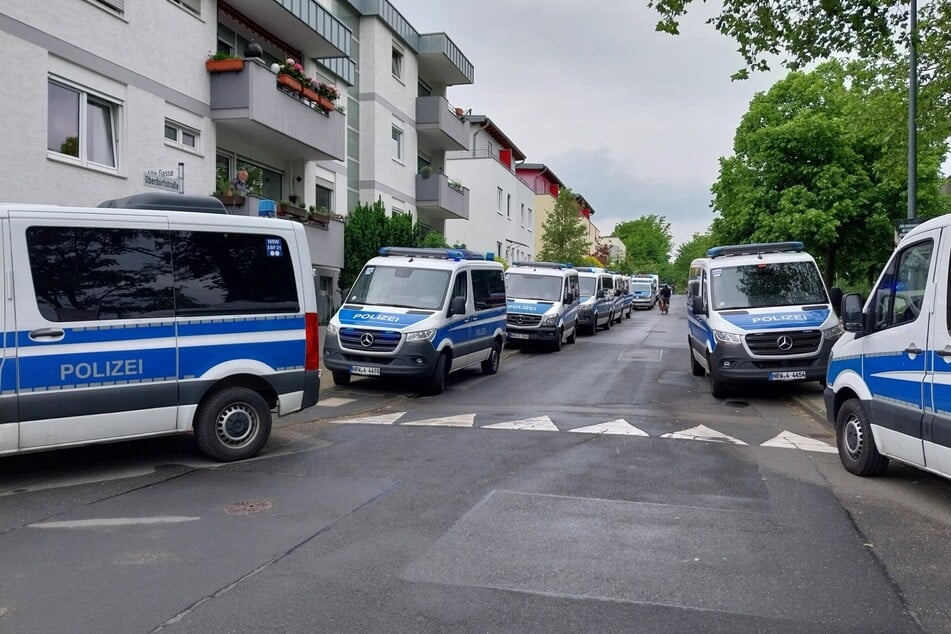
[164,119,200,154]
[392,46,404,81]
[47,76,121,173]
[872,238,934,332]
[392,125,404,163]
[497,187,504,215]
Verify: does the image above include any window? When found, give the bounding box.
[27,227,173,322]
[497,188,504,215]
[507,194,512,220]
[48,79,119,170]
[496,242,502,258]
[169,0,201,17]
[392,47,404,80]
[472,269,506,310]
[527,208,533,231]
[520,203,525,227]
[89,0,124,15]
[164,120,199,153]
[315,184,333,211]
[392,126,404,162]
[872,239,933,331]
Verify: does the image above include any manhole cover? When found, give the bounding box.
[223,499,273,516]
[724,400,749,408]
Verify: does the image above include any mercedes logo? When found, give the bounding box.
[777,335,794,351]
[516,315,525,324]
[360,333,375,347]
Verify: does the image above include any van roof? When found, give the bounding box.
[98,193,228,214]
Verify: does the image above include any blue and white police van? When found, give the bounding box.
[323,247,506,394]
[612,273,633,322]
[631,275,657,310]
[826,215,951,481]
[686,241,841,398]
[0,202,321,461]
[576,267,616,334]
[504,262,579,351]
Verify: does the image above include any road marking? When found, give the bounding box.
[569,419,649,436]
[332,412,406,425]
[661,424,747,445]
[29,516,200,529]
[317,397,355,407]
[761,431,837,453]
[483,416,558,431]
[401,414,475,427]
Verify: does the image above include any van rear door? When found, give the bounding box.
[0,219,15,453]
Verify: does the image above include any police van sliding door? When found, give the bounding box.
[0,220,14,454]
[11,214,178,449]
[924,228,951,473]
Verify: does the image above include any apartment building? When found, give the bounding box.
[445,115,534,262]
[601,236,627,265]
[575,192,601,254]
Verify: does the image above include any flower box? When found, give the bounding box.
[214,194,246,207]
[206,58,245,73]
[278,203,308,219]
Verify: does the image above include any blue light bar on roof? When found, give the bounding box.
[706,241,804,258]
[378,246,489,261]
[511,261,573,269]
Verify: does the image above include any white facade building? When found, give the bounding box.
[445,116,535,262]
[601,236,627,264]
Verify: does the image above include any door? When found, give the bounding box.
[12,214,178,449]
[861,233,937,466]
[0,222,14,453]
[924,228,951,473]
[470,267,506,359]
[447,270,470,358]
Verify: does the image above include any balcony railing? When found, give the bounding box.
[416,96,469,151]
[416,172,469,221]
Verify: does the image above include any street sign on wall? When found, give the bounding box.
[143,169,183,193]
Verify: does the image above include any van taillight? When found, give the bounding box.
[305,312,319,371]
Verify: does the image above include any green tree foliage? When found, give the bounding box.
[539,188,589,264]
[613,215,673,269]
[671,231,716,287]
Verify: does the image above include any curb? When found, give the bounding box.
[791,394,828,427]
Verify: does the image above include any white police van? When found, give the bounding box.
[576,267,616,334]
[0,202,320,461]
[323,247,506,394]
[631,275,656,310]
[686,241,841,398]
[504,262,579,351]
[826,215,951,481]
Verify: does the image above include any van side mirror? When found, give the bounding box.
[564,292,574,304]
[448,296,466,316]
[842,293,865,333]
[691,295,706,316]
[829,287,843,314]
[596,290,605,299]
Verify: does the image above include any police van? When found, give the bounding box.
[0,202,320,461]
[323,247,506,394]
[576,267,616,334]
[826,215,951,481]
[612,273,633,322]
[686,241,841,398]
[504,262,579,351]
[631,275,656,310]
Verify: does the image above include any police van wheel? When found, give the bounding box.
[427,353,449,394]
[566,327,576,344]
[482,340,503,374]
[836,399,889,476]
[690,343,705,376]
[604,313,613,330]
[332,371,351,386]
[550,329,563,352]
[195,387,272,462]
[588,319,597,336]
[707,358,728,399]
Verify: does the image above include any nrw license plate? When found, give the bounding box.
[351,365,381,376]
[508,332,530,340]
[769,370,807,381]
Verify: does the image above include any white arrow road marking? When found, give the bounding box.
[401,414,475,427]
[761,431,837,453]
[317,397,355,407]
[661,424,747,445]
[29,516,200,529]
[483,416,559,431]
[330,412,406,425]
[569,420,649,436]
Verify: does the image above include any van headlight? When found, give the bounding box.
[540,314,558,326]
[326,322,339,335]
[823,324,844,340]
[405,328,436,342]
[713,330,743,344]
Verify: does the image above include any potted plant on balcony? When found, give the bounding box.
[448,179,465,193]
[315,82,340,113]
[419,165,433,179]
[279,194,307,220]
[213,174,246,207]
[307,205,332,224]
[206,51,245,73]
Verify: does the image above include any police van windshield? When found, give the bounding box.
[505,272,562,302]
[578,276,598,297]
[711,262,828,310]
[633,282,652,293]
[348,266,451,310]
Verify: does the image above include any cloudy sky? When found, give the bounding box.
[392,0,783,251]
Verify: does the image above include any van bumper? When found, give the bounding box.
[507,326,558,343]
[709,341,834,384]
[322,337,439,380]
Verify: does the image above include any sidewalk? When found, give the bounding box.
[791,390,828,428]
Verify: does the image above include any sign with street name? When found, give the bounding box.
[894,218,926,244]
[143,169,183,193]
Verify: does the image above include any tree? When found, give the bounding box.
[539,188,589,264]
[593,242,611,266]
[671,231,716,287]
[613,215,673,267]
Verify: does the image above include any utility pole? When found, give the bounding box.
[908,0,918,220]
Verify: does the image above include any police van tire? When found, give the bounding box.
[588,319,597,336]
[604,313,613,330]
[195,387,272,462]
[690,343,705,376]
[550,328,563,352]
[482,340,503,374]
[566,326,576,344]
[707,358,728,399]
[332,371,351,386]
[427,353,449,394]
[836,399,889,476]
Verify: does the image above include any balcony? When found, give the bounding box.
[416,96,469,151]
[417,33,474,86]
[223,0,350,58]
[210,60,345,161]
[416,172,469,221]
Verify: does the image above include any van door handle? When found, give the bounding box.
[905,345,924,355]
[936,350,951,357]
[29,328,65,341]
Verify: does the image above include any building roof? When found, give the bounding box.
[466,115,526,161]
[574,193,596,216]
[514,163,565,188]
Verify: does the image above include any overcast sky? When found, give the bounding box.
[392,0,783,252]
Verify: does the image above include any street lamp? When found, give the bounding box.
[908,0,918,220]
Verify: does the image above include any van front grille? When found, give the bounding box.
[745,330,821,355]
[339,328,401,352]
[507,313,542,327]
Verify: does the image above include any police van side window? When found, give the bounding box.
[472,269,505,310]
[872,239,933,330]
[26,226,174,322]
[451,271,468,306]
[172,231,299,316]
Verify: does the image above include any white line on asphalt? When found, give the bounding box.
[317,397,356,407]
[569,420,650,436]
[331,412,406,425]
[29,516,200,528]
[401,414,475,427]
[660,424,747,445]
[761,431,837,453]
[483,416,559,431]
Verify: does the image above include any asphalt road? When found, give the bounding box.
[1,298,949,632]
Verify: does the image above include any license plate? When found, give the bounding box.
[351,365,381,376]
[508,332,530,340]
[769,370,806,381]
